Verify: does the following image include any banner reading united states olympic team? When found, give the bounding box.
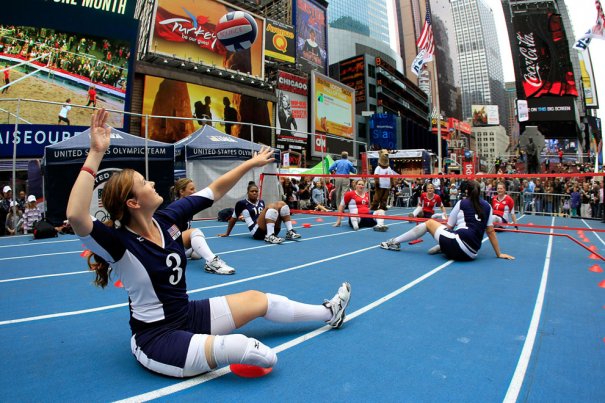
[276,71,308,151]
[150,0,265,79]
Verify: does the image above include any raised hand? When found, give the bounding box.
[90,108,111,154]
[249,146,275,167]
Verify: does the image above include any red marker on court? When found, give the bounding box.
[230,364,273,378]
[409,239,423,245]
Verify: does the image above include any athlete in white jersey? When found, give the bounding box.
[67,109,352,378]
[380,180,514,261]
[171,177,234,274]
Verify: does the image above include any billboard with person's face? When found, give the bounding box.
[276,71,308,151]
[0,0,138,157]
[142,75,274,146]
[295,0,327,73]
[150,0,265,78]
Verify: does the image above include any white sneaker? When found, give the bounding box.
[204,256,235,275]
[352,220,359,231]
[428,244,442,255]
[373,225,388,232]
[379,239,400,251]
[323,282,351,329]
[264,234,284,244]
[285,229,301,240]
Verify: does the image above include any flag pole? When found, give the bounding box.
[431,63,442,173]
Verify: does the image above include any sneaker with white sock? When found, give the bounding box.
[204,256,235,275]
[264,234,284,244]
[427,244,442,255]
[323,282,351,329]
[373,225,388,232]
[285,229,301,240]
[379,239,400,251]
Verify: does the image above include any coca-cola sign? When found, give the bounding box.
[512,12,578,98]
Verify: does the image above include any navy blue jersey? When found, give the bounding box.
[234,199,266,232]
[447,198,494,254]
[81,188,214,334]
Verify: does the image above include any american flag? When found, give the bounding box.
[416,0,435,58]
[574,0,605,50]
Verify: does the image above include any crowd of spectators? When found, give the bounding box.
[0,25,129,90]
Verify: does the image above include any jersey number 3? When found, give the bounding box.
[166,253,183,285]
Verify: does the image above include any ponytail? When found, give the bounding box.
[467,180,484,221]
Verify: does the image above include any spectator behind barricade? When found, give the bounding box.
[282,177,298,210]
[0,186,12,235]
[533,179,544,215]
[449,183,459,205]
[570,184,580,217]
[431,173,442,198]
[23,195,42,234]
[311,179,331,212]
[297,177,311,210]
[5,201,23,235]
[591,181,601,219]
[580,182,592,218]
[17,190,26,210]
[329,151,356,212]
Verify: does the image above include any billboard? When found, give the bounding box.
[512,12,578,98]
[369,113,396,150]
[527,96,578,122]
[276,71,308,151]
[142,75,273,146]
[150,0,265,79]
[578,50,598,108]
[339,56,366,104]
[311,71,355,157]
[0,0,138,137]
[265,19,295,64]
[295,0,327,73]
[471,105,500,126]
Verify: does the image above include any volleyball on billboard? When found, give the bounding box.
[216,11,258,52]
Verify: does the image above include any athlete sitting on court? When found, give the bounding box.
[67,109,351,378]
[491,182,519,230]
[218,183,301,244]
[380,180,514,261]
[408,183,447,221]
[333,179,388,231]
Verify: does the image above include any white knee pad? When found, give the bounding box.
[279,204,291,217]
[265,208,279,222]
[212,334,277,368]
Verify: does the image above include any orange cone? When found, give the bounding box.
[315,218,324,222]
[114,279,124,288]
[302,223,311,228]
[291,220,297,225]
[589,254,600,260]
[599,280,605,288]
[589,264,603,273]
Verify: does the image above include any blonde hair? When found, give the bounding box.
[171,178,193,201]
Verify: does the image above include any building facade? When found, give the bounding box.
[473,125,510,169]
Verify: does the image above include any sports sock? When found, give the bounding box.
[212,334,277,368]
[264,293,331,322]
[374,211,385,226]
[190,229,216,263]
[392,222,427,244]
[280,205,293,231]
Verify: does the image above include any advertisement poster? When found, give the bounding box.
[471,105,499,126]
[512,12,577,98]
[265,19,295,64]
[150,0,265,78]
[578,50,598,108]
[295,0,327,73]
[0,0,138,131]
[276,71,308,151]
[311,71,354,157]
[370,113,396,150]
[142,75,273,145]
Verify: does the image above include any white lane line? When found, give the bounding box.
[581,219,605,247]
[0,238,80,248]
[114,258,457,403]
[0,270,90,283]
[0,244,378,326]
[503,216,555,403]
[0,251,81,261]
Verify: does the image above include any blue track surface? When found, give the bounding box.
[1,207,604,402]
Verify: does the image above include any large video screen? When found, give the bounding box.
[142,75,274,146]
[150,0,265,79]
[0,0,138,157]
[310,71,354,157]
[295,0,327,73]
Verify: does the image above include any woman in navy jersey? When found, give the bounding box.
[218,182,301,244]
[171,178,235,275]
[67,109,351,378]
[380,180,514,261]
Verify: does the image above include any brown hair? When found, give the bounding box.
[171,178,193,201]
[87,169,136,288]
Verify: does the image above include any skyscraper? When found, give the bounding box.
[328,0,394,47]
[451,0,505,121]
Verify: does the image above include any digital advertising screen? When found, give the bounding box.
[310,70,354,157]
[471,105,500,126]
[0,0,138,157]
[295,0,327,73]
[142,75,274,146]
[150,0,265,79]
